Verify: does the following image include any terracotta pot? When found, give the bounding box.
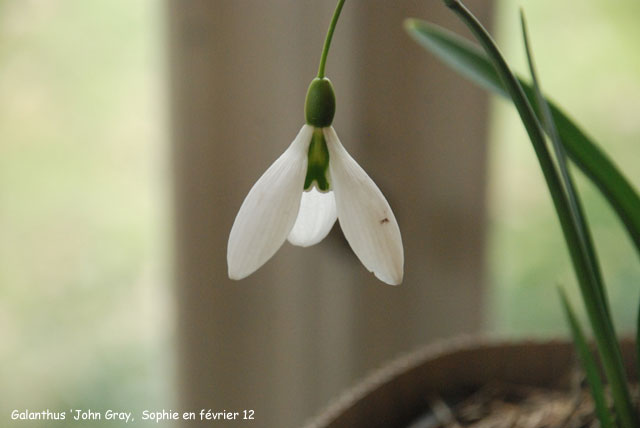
[303,337,637,428]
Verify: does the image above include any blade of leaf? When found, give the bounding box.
[520,11,611,323]
[558,287,614,428]
[438,2,637,426]
[404,18,640,255]
[404,19,504,95]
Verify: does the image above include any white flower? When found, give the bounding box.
[227,124,404,285]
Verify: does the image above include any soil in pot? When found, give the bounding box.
[408,375,639,428]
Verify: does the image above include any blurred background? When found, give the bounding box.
[1,1,638,427]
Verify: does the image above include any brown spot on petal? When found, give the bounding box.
[380,218,389,224]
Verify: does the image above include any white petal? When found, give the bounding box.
[227,125,313,280]
[287,188,337,247]
[324,127,404,285]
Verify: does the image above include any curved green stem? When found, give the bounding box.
[317,0,346,78]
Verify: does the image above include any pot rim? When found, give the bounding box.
[303,335,636,428]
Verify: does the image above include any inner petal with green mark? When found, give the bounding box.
[304,128,331,191]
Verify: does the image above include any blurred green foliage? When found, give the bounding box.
[0,1,172,427]
[488,0,640,335]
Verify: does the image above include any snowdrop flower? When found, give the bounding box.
[227,78,404,285]
[227,0,403,285]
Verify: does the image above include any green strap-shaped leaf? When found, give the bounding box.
[411,3,637,426]
[520,10,612,324]
[405,18,640,255]
[558,287,614,428]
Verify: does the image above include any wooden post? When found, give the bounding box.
[168,1,492,426]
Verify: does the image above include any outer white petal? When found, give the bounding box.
[287,188,337,247]
[324,127,404,285]
[227,125,313,280]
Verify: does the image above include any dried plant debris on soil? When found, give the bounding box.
[408,380,640,428]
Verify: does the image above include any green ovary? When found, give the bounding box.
[305,78,336,128]
[304,128,330,191]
